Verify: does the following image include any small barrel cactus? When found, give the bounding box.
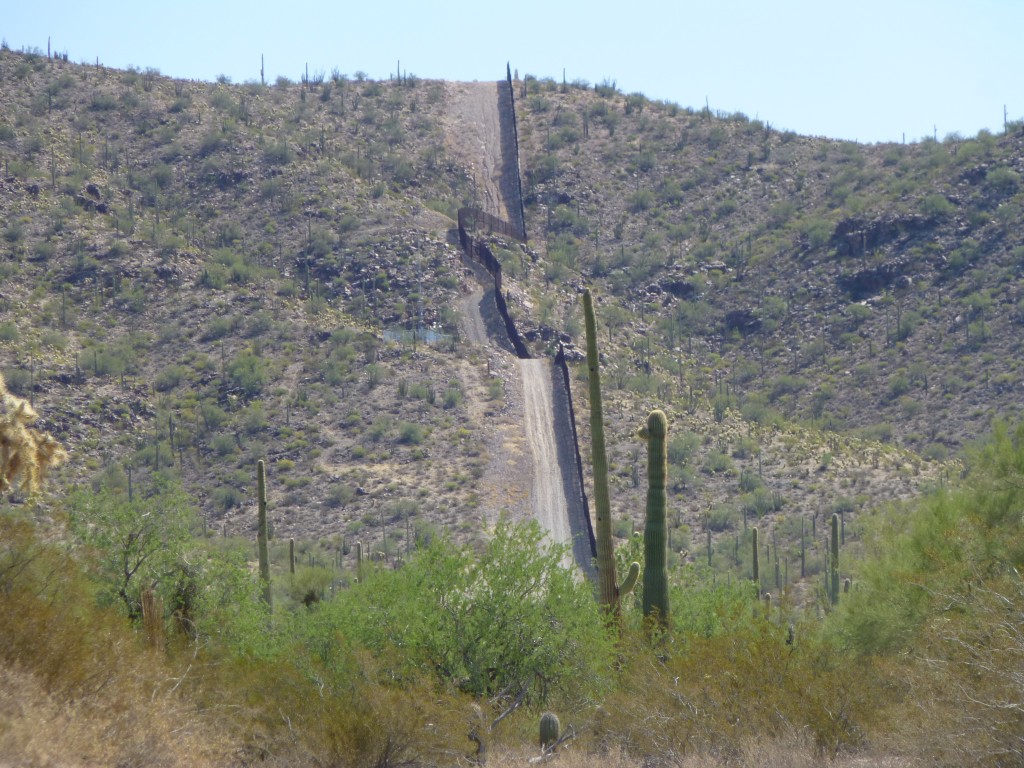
[539,711,561,750]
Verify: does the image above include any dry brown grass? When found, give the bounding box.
[0,518,235,767]
[484,739,918,768]
[0,662,234,768]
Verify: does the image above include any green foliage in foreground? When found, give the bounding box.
[831,421,1024,763]
[292,520,614,708]
[66,476,196,619]
[836,421,1024,656]
[10,424,1024,764]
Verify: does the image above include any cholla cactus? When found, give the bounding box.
[0,373,65,494]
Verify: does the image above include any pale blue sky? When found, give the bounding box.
[3,1,1020,144]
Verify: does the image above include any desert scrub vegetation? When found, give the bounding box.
[5,421,1024,764]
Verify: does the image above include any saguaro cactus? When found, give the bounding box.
[639,409,669,627]
[800,517,806,579]
[584,289,620,614]
[830,512,840,606]
[257,459,272,609]
[539,712,561,751]
[752,527,760,596]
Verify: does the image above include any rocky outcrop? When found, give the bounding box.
[724,308,761,335]
[830,214,935,258]
[837,257,913,300]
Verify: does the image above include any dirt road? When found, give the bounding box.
[446,81,515,225]
[447,80,592,574]
[520,359,570,548]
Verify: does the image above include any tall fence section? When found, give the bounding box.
[457,207,530,359]
[505,63,527,242]
[453,70,598,567]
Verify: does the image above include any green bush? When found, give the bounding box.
[0,321,19,341]
[154,364,188,392]
[398,421,426,445]
[921,193,956,218]
[311,519,614,706]
[227,350,269,396]
[703,451,733,475]
[667,431,700,466]
[65,479,196,617]
[263,140,294,165]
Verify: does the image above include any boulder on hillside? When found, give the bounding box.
[660,279,696,299]
[724,308,761,335]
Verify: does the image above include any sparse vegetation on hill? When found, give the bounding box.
[2,44,1024,765]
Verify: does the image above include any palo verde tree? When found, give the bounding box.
[307,519,614,709]
[66,475,196,619]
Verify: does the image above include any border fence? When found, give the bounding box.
[506,63,527,242]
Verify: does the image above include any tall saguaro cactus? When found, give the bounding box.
[639,410,670,627]
[752,527,760,597]
[583,289,620,615]
[257,459,272,609]
[800,517,806,579]
[829,512,840,606]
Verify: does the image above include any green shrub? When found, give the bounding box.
[703,451,733,475]
[921,193,955,218]
[210,433,237,456]
[398,421,426,445]
[263,140,294,165]
[0,321,19,342]
[313,520,613,705]
[154,364,188,392]
[227,350,268,396]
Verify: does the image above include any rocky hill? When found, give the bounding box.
[2,47,1022,584]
